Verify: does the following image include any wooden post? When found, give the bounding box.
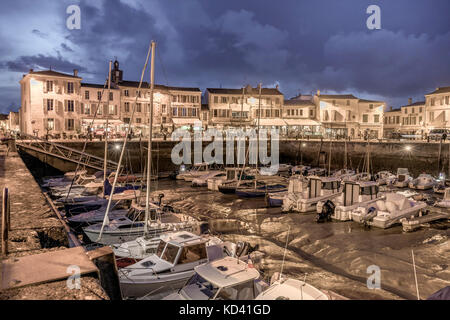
[2,187,9,255]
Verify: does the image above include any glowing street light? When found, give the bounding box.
[115,144,121,150]
[405,145,412,152]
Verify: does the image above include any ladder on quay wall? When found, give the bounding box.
[14,134,119,172]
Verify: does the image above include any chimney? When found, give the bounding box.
[408,98,412,105]
[29,69,33,73]
[317,89,320,96]
[275,84,279,90]
[73,69,78,77]
[390,106,393,111]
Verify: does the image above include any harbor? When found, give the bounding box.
[1,1,449,304]
[1,135,449,300]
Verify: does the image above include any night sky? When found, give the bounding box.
[1,0,449,114]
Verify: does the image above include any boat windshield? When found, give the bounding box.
[323,181,341,190]
[156,240,167,258]
[360,185,379,195]
[397,168,409,175]
[161,243,180,265]
[181,273,220,300]
[126,208,157,221]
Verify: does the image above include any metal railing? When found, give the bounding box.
[15,134,119,172]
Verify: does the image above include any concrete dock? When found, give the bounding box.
[0,144,109,300]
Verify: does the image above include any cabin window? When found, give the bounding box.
[156,240,167,258]
[178,244,207,264]
[161,243,180,264]
[216,280,255,300]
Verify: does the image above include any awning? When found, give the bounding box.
[171,118,202,125]
[255,119,287,126]
[284,119,320,126]
[81,119,122,124]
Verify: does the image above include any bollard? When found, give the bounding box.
[2,187,9,255]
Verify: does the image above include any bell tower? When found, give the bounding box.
[111,59,123,84]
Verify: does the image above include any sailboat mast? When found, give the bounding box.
[256,83,262,187]
[103,60,112,197]
[144,41,156,234]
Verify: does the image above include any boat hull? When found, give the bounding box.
[120,271,194,298]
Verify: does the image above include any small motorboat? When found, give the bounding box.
[82,202,200,245]
[266,191,287,207]
[176,163,211,181]
[192,171,225,187]
[255,276,330,300]
[376,171,396,186]
[113,231,224,268]
[351,192,426,228]
[408,174,437,190]
[236,182,287,198]
[282,176,341,213]
[332,169,356,180]
[348,172,372,182]
[433,178,450,194]
[392,168,413,188]
[161,256,266,300]
[118,233,253,298]
[209,167,255,192]
[434,187,450,208]
[290,165,311,176]
[316,181,382,222]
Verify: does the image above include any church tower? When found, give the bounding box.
[111,59,123,84]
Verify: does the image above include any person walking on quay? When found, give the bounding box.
[442,132,447,143]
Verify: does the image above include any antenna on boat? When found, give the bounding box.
[279,225,290,280]
[411,249,420,300]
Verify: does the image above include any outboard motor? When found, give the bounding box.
[199,221,209,235]
[235,241,250,257]
[362,206,377,227]
[158,193,164,206]
[316,199,335,223]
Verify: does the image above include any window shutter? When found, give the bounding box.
[80,103,84,114]
[43,81,47,93]
[75,101,80,114]
[63,81,67,94]
[43,99,47,114]
[64,100,68,112]
[114,105,118,115]
[43,118,48,130]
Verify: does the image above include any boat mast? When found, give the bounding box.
[144,41,156,235]
[328,138,332,176]
[255,83,262,188]
[103,60,112,197]
[97,43,152,242]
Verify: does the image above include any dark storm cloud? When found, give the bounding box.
[60,43,74,52]
[0,0,449,114]
[3,53,86,74]
[31,29,48,39]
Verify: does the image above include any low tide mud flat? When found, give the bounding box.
[150,180,449,300]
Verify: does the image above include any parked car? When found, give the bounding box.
[428,129,450,141]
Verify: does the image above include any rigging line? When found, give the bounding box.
[65,77,109,201]
[156,48,169,86]
[98,41,153,241]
